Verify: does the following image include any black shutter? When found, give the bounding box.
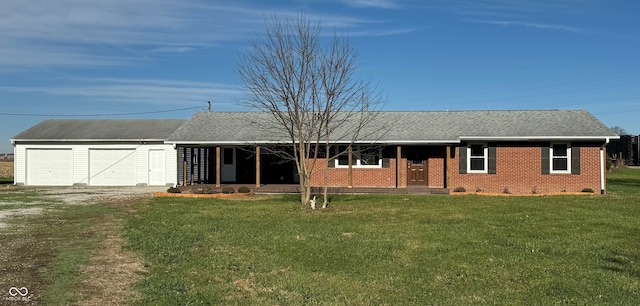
[488,144,497,174]
[328,158,335,168]
[382,158,390,168]
[459,144,467,174]
[571,144,581,175]
[541,144,550,175]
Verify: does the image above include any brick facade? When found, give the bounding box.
[305,143,605,194]
[309,158,399,188]
[449,143,604,194]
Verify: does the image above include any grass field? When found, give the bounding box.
[0,168,637,304]
[124,167,640,305]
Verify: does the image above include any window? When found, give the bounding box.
[467,144,487,173]
[551,143,571,173]
[335,145,382,168]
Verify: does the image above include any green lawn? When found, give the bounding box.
[124,167,640,305]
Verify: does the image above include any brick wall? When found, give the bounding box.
[305,143,604,193]
[309,158,399,188]
[450,143,603,194]
[427,157,445,188]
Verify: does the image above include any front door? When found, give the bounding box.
[221,147,236,182]
[408,159,426,185]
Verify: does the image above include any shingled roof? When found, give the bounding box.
[12,119,187,141]
[166,110,616,144]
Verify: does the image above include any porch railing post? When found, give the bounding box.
[348,146,353,188]
[256,146,261,188]
[396,146,402,188]
[445,145,451,189]
[215,146,221,188]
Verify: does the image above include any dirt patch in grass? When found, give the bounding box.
[76,214,146,305]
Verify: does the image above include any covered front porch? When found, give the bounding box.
[175,144,456,190]
[176,145,298,187]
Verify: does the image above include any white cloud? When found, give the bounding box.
[0,0,403,70]
[342,0,400,9]
[0,78,243,107]
[466,19,588,33]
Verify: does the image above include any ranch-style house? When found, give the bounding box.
[12,110,618,194]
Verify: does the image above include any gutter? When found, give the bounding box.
[600,137,610,194]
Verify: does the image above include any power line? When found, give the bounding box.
[0,106,200,117]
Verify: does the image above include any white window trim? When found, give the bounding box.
[550,143,571,174]
[467,143,488,173]
[334,146,383,169]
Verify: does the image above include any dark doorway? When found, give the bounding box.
[261,153,297,184]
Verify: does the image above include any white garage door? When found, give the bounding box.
[89,149,137,186]
[27,149,73,186]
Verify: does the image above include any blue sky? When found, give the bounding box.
[2,0,639,152]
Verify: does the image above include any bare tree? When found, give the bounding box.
[238,15,384,206]
[610,126,628,136]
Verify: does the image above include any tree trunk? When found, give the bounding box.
[322,144,329,208]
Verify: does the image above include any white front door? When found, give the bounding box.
[148,150,166,186]
[221,147,236,182]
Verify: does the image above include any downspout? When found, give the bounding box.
[600,138,610,194]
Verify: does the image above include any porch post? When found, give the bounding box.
[396,146,402,188]
[198,148,203,184]
[348,146,353,188]
[445,145,451,189]
[204,148,209,184]
[182,147,187,186]
[190,147,195,185]
[215,146,221,188]
[256,146,261,188]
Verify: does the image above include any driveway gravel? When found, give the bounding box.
[0,186,167,229]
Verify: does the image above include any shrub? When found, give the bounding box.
[222,187,235,194]
[453,187,465,193]
[167,187,181,193]
[238,186,251,194]
[581,188,594,193]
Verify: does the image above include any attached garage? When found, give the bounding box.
[12,119,185,187]
[26,149,73,186]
